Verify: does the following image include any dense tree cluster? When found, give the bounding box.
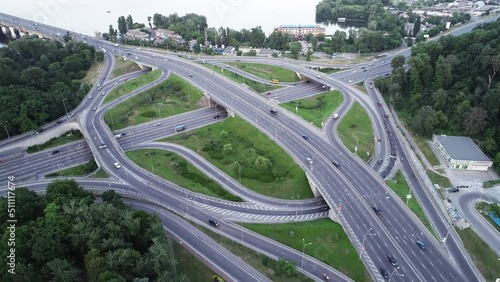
[380,19,500,168]
[152,13,208,41]
[0,37,100,139]
[0,180,186,281]
[315,0,406,52]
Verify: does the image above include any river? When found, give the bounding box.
[2,0,357,36]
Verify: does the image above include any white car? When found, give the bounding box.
[333,113,339,119]
[114,82,118,86]
[88,95,92,99]
[153,123,161,127]
[99,144,107,148]
[101,91,106,96]
[114,162,121,169]
[306,157,313,165]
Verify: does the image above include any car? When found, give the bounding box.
[416,240,426,250]
[101,91,106,96]
[377,159,383,164]
[270,109,278,115]
[316,75,321,79]
[377,101,382,106]
[114,162,121,169]
[121,132,127,136]
[209,219,219,227]
[93,107,97,111]
[99,144,107,148]
[68,113,75,118]
[363,69,367,72]
[377,137,382,142]
[213,115,221,119]
[306,157,313,165]
[35,128,44,134]
[188,73,193,77]
[332,161,340,168]
[384,113,389,118]
[55,120,63,125]
[153,123,161,127]
[380,268,390,279]
[385,73,390,76]
[266,92,271,95]
[97,84,101,87]
[114,82,118,86]
[50,150,60,155]
[387,254,398,267]
[305,80,311,83]
[369,81,373,84]
[302,135,308,140]
[348,80,352,83]
[333,113,339,119]
[448,187,459,193]
[361,66,365,69]
[88,95,92,99]
[124,78,128,81]
[97,87,102,91]
[372,206,382,214]
[147,48,151,51]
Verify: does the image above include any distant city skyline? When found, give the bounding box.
[2,0,350,36]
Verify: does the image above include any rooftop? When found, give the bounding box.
[435,135,490,162]
[278,25,323,29]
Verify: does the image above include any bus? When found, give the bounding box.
[271,79,279,84]
[375,53,388,58]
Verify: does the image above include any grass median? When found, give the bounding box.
[196,223,314,282]
[126,149,242,201]
[281,91,343,129]
[226,62,300,82]
[202,63,282,93]
[386,170,436,238]
[104,74,204,131]
[45,160,104,178]
[337,102,375,162]
[163,116,313,199]
[110,56,140,78]
[27,130,83,153]
[103,69,162,104]
[413,135,440,166]
[455,227,500,281]
[245,219,370,282]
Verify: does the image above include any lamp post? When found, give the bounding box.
[62,98,68,117]
[1,121,10,139]
[301,238,312,269]
[359,227,376,258]
[193,135,199,154]
[234,161,241,183]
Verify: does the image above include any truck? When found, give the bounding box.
[270,79,279,84]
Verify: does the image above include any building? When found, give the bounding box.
[125,29,149,41]
[274,25,326,40]
[433,135,493,171]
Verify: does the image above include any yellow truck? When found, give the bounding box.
[270,79,279,84]
[212,274,225,281]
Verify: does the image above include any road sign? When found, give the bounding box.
[406,194,412,199]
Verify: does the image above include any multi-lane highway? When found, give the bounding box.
[1,11,499,281]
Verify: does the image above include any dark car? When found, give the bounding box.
[208,219,219,227]
[270,109,278,115]
[416,240,426,250]
[448,187,459,193]
[55,120,63,124]
[377,101,382,106]
[372,206,382,214]
[51,150,60,155]
[35,128,44,134]
[377,159,383,164]
[332,161,340,168]
[266,92,271,95]
[380,268,390,279]
[302,135,308,140]
[384,113,389,118]
[214,115,221,119]
[387,255,398,267]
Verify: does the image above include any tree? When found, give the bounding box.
[126,15,134,30]
[222,143,233,155]
[44,259,82,282]
[117,16,128,35]
[147,16,152,29]
[290,42,302,59]
[463,107,489,135]
[413,16,421,36]
[249,26,266,47]
[254,156,272,171]
[63,31,72,42]
[412,105,438,136]
[391,55,405,72]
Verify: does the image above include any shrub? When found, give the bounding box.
[141,111,157,118]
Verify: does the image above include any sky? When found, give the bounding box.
[2,0,333,36]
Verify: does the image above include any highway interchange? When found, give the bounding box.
[1,12,500,281]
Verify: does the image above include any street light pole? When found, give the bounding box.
[301,238,312,269]
[1,121,10,139]
[193,135,199,154]
[62,98,68,117]
[360,227,376,258]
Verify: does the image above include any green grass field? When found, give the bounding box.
[104,74,204,131]
[103,69,162,104]
[110,57,141,78]
[386,170,436,238]
[163,116,313,199]
[337,102,375,162]
[483,179,500,188]
[172,239,215,281]
[427,170,452,189]
[227,62,300,82]
[413,135,440,166]
[475,202,500,233]
[456,228,500,281]
[196,223,314,282]
[245,219,370,282]
[201,63,282,93]
[281,91,344,128]
[27,130,83,153]
[45,160,98,178]
[126,149,242,201]
[90,169,110,178]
